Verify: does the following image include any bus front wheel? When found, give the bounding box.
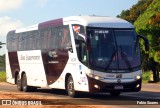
[67,76,78,98]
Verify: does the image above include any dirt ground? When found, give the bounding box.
[0,83,112,108]
[0,82,159,108]
[0,91,119,108]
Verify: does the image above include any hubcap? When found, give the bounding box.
[22,75,27,90]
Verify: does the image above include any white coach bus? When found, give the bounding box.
[6,16,149,97]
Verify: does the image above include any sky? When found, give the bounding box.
[0,0,138,55]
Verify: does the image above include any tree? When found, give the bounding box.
[0,42,5,49]
[117,0,153,23]
[0,54,5,69]
[134,0,160,82]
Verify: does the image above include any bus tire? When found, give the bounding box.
[110,91,121,96]
[16,74,22,91]
[67,75,78,98]
[21,73,30,92]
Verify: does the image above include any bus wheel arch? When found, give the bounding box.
[15,71,19,84]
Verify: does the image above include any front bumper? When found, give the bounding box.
[87,76,142,93]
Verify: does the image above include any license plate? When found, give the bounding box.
[114,85,123,90]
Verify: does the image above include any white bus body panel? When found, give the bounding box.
[6,50,15,84]
[48,51,89,92]
[17,50,48,87]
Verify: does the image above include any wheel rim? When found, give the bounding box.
[22,75,27,90]
[67,77,74,95]
[17,75,21,89]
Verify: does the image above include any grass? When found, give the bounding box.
[0,71,6,82]
[142,71,152,83]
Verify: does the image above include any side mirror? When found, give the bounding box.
[66,46,73,53]
[137,35,149,51]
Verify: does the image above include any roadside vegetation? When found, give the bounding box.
[0,54,5,68]
[142,71,151,83]
[0,71,6,82]
[0,54,6,82]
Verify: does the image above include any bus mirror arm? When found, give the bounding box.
[137,34,149,51]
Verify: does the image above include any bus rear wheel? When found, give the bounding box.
[21,73,30,92]
[16,74,22,91]
[110,91,121,96]
[67,76,78,98]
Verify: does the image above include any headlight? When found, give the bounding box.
[88,73,102,80]
[135,75,141,80]
[95,76,100,80]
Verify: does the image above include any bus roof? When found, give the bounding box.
[63,15,134,28]
[15,15,134,33]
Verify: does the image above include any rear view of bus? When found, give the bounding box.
[6,16,149,98]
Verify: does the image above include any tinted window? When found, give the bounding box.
[48,25,71,50]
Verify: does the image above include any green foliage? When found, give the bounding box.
[0,54,5,68]
[154,51,160,63]
[142,71,151,83]
[134,0,160,64]
[118,0,153,23]
[118,0,160,74]
[0,71,6,82]
[134,0,160,31]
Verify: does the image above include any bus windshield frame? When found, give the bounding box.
[86,27,141,73]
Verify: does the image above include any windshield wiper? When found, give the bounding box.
[105,50,116,71]
[120,46,132,71]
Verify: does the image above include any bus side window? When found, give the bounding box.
[32,31,37,50]
[61,26,72,51]
[18,33,24,51]
[36,31,41,49]
[7,33,13,51]
[75,40,87,64]
[48,27,57,49]
[81,43,87,63]
[58,31,61,49]
[40,30,44,49]
[47,29,51,49]
[23,33,27,50]
[41,29,48,49]
[27,32,31,50]
[49,28,55,49]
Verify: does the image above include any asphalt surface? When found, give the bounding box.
[0,82,160,106]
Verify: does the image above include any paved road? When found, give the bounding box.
[0,82,160,106]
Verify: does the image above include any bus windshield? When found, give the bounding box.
[87,28,141,71]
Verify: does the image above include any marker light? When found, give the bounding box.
[94,85,99,89]
[136,84,140,88]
